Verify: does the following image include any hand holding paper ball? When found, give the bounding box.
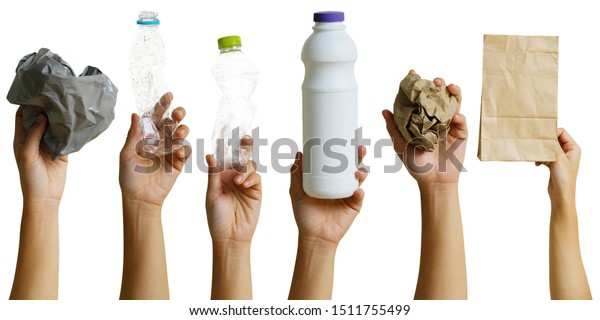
[393,71,458,151]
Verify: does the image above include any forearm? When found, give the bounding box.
[549,201,591,299]
[289,237,337,300]
[10,202,60,300]
[415,183,467,300]
[120,200,169,300]
[211,241,253,300]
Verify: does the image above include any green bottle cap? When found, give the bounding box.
[218,35,242,49]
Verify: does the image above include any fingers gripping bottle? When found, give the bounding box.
[130,11,172,153]
[302,11,359,199]
[212,35,258,169]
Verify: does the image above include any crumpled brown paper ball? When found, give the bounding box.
[393,73,458,151]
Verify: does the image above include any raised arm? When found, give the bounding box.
[205,147,262,300]
[119,93,191,299]
[383,71,467,299]
[288,147,368,300]
[10,107,68,300]
[537,128,591,300]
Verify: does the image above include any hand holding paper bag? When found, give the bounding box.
[535,129,592,300]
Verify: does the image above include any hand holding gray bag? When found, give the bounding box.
[6,48,118,159]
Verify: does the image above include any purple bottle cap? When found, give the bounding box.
[314,11,345,22]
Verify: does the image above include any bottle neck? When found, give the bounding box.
[220,45,242,53]
[138,24,159,30]
[313,21,346,31]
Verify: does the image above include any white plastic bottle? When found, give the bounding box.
[130,11,171,152]
[212,35,258,169]
[302,11,358,199]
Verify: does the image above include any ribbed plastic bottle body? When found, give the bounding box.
[302,22,358,199]
[129,19,168,144]
[212,46,258,168]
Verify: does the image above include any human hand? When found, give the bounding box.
[289,146,368,247]
[119,92,191,208]
[383,70,467,188]
[536,128,580,205]
[205,145,262,245]
[13,106,68,206]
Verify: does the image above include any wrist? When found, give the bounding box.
[549,192,576,209]
[551,198,577,222]
[120,189,165,208]
[297,235,338,256]
[213,240,252,255]
[419,182,459,196]
[23,198,60,216]
[289,235,337,300]
[418,182,460,221]
[211,239,253,300]
[212,241,251,267]
[122,198,162,221]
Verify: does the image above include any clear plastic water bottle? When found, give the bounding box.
[212,35,258,169]
[130,11,171,152]
[302,11,359,199]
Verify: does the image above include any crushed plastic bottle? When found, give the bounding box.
[130,11,173,153]
[212,35,258,168]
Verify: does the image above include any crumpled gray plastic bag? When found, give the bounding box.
[6,48,118,159]
[393,73,458,151]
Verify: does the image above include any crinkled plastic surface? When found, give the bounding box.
[6,48,118,159]
[393,73,458,151]
[212,48,258,169]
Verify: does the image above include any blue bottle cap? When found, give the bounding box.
[137,11,160,25]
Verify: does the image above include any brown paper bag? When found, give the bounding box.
[478,35,558,161]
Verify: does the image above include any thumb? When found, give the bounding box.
[448,113,468,140]
[23,113,48,155]
[122,113,140,152]
[206,154,222,200]
[546,136,566,171]
[344,188,365,212]
[382,109,407,161]
[289,151,305,198]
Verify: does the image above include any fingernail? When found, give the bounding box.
[176,110,184,117]
[235,174,244,184]
[36,114,45,123]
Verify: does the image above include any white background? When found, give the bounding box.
[0,0,598,319]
